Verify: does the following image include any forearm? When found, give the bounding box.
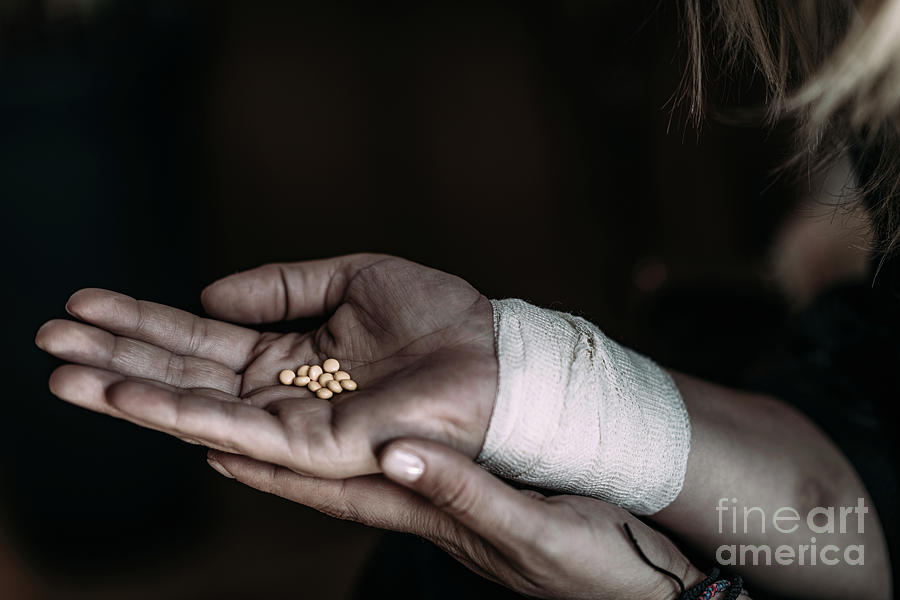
[653,371,891,599]
[480,298,889,597]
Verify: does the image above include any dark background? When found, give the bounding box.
[1,1,803,597]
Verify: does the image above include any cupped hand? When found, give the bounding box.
[205,439,702,600]
[36,254,497,477]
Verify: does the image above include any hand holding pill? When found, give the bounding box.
[36,254,496,479]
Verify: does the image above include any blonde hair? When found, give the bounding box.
[683,0,900,255]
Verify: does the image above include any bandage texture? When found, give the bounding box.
[477,299,691,515]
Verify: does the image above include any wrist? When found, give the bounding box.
[641,539,706,600]
[622,522,748,600]
[681,564,708,590]
[479,298,691,514]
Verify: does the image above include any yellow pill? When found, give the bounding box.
[293,375,311,387]
[340,379,358,391]
[297,365,310,377]
[323,358,340,373]
[308,365,323,381]
[278,369,296,385]
[334,371,350,381]
[319,372,334,385]
[326,380,343,393]
[308,381,322,392]
[316,387,333,400]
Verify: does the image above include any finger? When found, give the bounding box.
[71,361,382,478]
[36,319,241,395]
[50,365,286,461]
[207,451,502,583]
[379,439,545,556]
[208,451,437,532]
[105,380,292,461]
[200,253,392,323]
[48,364,241,445]
[65,288,260,371]
[50,364,136,418]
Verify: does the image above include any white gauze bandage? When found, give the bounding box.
[476,299,691,515]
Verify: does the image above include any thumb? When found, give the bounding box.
[379,439,544,556]
[201,253,389,324]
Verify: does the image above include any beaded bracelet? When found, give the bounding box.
[622,523,746,600]
[684,571,744,600]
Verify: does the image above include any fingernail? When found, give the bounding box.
[65,291,81,317]
[34,324,48,350]
[382,447,425,482]
[207,456,234,479]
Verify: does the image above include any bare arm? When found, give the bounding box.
[37,255,886,598]
[653,371,891,599]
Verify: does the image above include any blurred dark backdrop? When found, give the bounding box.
[1,1,799,597]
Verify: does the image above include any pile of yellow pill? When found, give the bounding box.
[278,358,357,400]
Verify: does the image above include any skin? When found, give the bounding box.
[37,255,497,476]
[35,253,888,598]
[658,374,890,599]
[208,440,705,599]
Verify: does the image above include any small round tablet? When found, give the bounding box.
[293,375,311,387]
[308,365,323,381]
[308,381,322,392]
[278,369,296,385]
[319,372,334,385]
[340,379,358,391]
[334,371,350,381]
[316,387,333,400]
[297,365,310,377]
[323,358,340,373]
[326,380,343,393]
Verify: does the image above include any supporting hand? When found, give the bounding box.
[206,439,702,600]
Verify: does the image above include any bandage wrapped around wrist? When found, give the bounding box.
[477,299,691,515]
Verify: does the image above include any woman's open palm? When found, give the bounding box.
[36,254,498,478]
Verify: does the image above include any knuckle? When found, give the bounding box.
[187,315,206,355]
[351,252,395,268]
[522,513,571,567]
[251,463,282,492]
[132,299,149,334]
[431,476,480,518]
[163,352,185,387]
[433,529,478,565]
[268,470,361,523]
[322,501,362,523]
[168,398,189,434]
[107,335,127,370]
[315,480,364,523]
[410,506,453,540]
